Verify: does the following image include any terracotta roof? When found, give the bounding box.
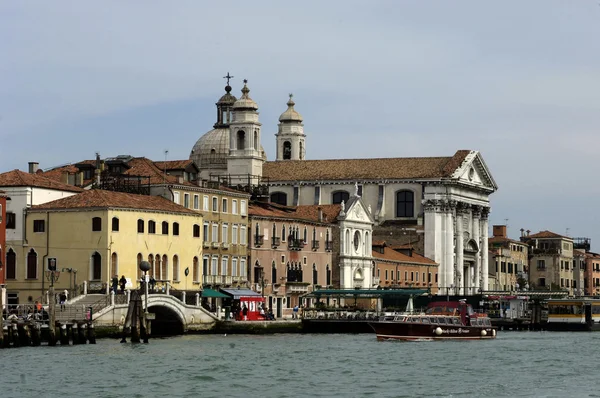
[0,169,84,193]
[40,165,96,187]
[372,240,387,247]
[122,158,199,187]
[249,202,341,224]
[524,230,570,240]
[488,236,527,245]
[31,189,198,215]
[262,150,471,182]
[154,160,196,171]
[372,246,437,266]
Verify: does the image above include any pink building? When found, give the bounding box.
[249,202,337,319]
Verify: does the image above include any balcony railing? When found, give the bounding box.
[203,275,233,285]
[203,241,210,248]
[255,235,265,247]
[272,237,281,247]
[311,240,320,251]
[211,241,220,249]
[288,239,303,251]
[325,241,333,252]
[286,282,310,294]
[222,243,230,250]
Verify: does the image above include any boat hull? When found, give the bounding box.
[369,322,497,341]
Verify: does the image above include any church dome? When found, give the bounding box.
[279,94,303,122]
[233,80,258,110]
[217,85,237,105]
[190,128,267,170]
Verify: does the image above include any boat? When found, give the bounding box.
[545,298,600,331]
[369,299,497,341]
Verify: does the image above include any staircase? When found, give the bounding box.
[54,294,109,323]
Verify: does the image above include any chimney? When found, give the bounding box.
[520,228,525,238]
[60,171,69,184]
[318,206,323,223]
[526,230,530,236]
[77,172,84,186]
[492,225,507,238]
[68,173,76,186]
[28,162,39,174]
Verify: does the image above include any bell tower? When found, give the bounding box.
[227,79,264,184]
[276,94,305,161]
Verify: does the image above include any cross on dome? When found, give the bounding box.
[223,72,234,85]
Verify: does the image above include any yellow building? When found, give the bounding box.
[8,189,203,303]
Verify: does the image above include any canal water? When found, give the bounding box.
[1,331,598,397]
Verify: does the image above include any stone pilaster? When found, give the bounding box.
[480,207,490,291]
[471,205,482,295]
[455,202,470,295]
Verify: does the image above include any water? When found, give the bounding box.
[2,332,600,398]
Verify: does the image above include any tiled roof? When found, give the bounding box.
[0,169,84,193]
[488,236,527,245]
[154,160,196,171]
[372,246,437,266]
[40,164,95,187]
[249,202,341,223]
[525,230,569,239]
[262,150,471,182]
[31,189,198,215]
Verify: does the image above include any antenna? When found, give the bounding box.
[566,227,570,237]
[504,218,509,228]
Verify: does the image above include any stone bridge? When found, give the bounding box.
[91,292,218,334]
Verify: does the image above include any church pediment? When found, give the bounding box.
[450,151,498,192]
[340,194,375,224]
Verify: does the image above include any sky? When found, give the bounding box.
[2,1,600,248]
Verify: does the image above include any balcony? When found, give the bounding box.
[211,242,220,249]
[288,239,303,251]
[372,277,380,286]
[272,237,281,248]
[325,241,333,252]
[222,242,230,250]
[311,240,320,251]
[203,275,233,285]
[286,282,310,294]
[203,241,210,249]
[255,235,265,247]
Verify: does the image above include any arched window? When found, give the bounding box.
[270,192,287,206]
[162,254,168,281]
[237,130,245,150]
[332,191,349,205]
[272,223,277,238]
[364,231,370,254]
[272,261,277,284]
[312,264,318,285]
[395,190,415,218]
[148,220,156,234]
[6,248,16,279]
[282,225,286,242]
[137,219,144,233]
[254,130,259,150]
[326,265,331,286]
[193,224,200,238]
[92,217,102,232]
[345,229,350,254]
[173,222,179,236]
[111,252,118,277]
[283,141,292,160]
[193,256,199,282]
[154,254,161,279]
[173,255,179,281]
[299,141,303,160]
[91,252,101,280]
[148,254,154,277]
[303,227,308,243]
[137,253,143,280]
[112,217,119,232]
[162,221,169,235]
[26,249,37,279]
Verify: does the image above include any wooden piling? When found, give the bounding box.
[3,326,10,348]
[59,324,69,345]
[79,323,87,344]
[31,324,41,346]
[71,323,79,345]
[0,325,4,348]
[11,323,19,347]
[20,324,32,346]
[87,323,96,344]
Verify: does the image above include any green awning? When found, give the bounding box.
[201,288,229,298]
[304,288,428,298]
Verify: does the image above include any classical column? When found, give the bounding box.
[423,200,444,294]
[455,203,468,295]
[444,201,455,296]
[480,207,490,291]
[471,205,482,295]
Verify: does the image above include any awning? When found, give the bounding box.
[221,288,263,300]
[201,288,229,298]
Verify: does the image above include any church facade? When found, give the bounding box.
[190,79,498,295]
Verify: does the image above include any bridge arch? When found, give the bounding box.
[147,296,187,335]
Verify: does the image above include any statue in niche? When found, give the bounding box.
[341,200,345,212]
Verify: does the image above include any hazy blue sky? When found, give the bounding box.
[2,1,600,248]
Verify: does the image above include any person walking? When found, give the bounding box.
[111,275,119,294]
[242,305,248,321]
[119,275,127,294]
[59,292,67,311]
[293,304,299,319]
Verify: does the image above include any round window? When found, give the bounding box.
[354,231,360,251]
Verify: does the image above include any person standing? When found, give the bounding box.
[242,305,248,321]
[293,304,299,319]
[119,275,127,294]
[59,292,67,311]
[111,275,118,294]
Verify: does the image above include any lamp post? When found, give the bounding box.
[139,260,151,343]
